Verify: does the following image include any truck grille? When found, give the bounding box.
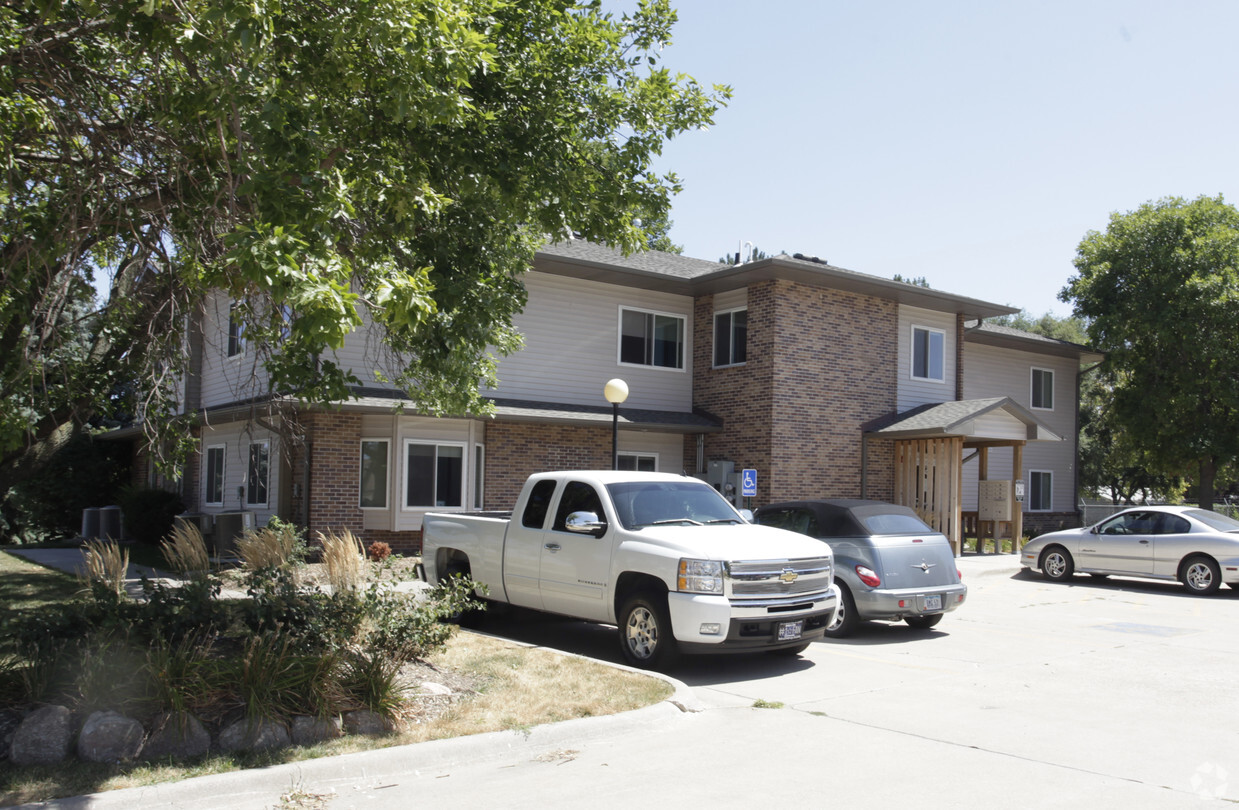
[727,557,833,598]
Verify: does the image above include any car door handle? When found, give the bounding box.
[1139,539,1150,544]
[544,543,561,552]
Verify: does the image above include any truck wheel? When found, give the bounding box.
[443,563,484,627]
[824,583,859,639]
[618,592,679,671]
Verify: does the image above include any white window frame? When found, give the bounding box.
[713,307,748,368]
[617,306,687,371]
[402,439,467,511]
[359,438,390,510]
[617,452,659,472]
[910,324,946,383]
[473,444,486,510]
[204,445,225,507]
[1029,470,1053,512]
[1031,367,1054,411]
[246,440,270,507]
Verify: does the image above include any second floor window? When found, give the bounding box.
[713,308,747,367]
[1031,368,1054,410]
[911,325,945,382]
[227,304,246,357]
[619,307,685,370]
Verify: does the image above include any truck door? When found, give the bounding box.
[539,480,615,622]
[500,478,558,610]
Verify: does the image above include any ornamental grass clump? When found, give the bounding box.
[237,525,300,572]
[79,539,129,597]
[160,520,211,580]
[319,529,368,594]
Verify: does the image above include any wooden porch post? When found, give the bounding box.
[1012,442,1024,552]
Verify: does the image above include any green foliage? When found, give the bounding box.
[116,486,186,546]
[0,432,129,542]
[892,274,930,288]
[986,310,1089,344]
[1063,195,1239,508]
[1,0,729,485]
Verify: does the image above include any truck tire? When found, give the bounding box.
[617,592,679,671]
[443,562,485,627]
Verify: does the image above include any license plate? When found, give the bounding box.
[923,594,942,611]
[777,620,804,641]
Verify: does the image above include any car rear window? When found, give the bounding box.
[860,513,934,535]
[1185,509,1239,533]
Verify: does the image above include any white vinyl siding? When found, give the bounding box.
[961,342,1079,514]
[487,272,694,411]
[197,422,281,524]
[897,306,956,411]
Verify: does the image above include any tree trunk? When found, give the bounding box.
[1198,457,1217,511]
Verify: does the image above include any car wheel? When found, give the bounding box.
[824,583,859,639]
[904,613,943,630]
[1040,546,1074,582]
[1180,556,1221,595]
[618,592,680,670]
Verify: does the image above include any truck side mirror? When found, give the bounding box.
[565,511,607,537]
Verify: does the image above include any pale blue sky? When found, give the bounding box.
[646,1,1239,317]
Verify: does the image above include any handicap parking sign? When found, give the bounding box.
[741,469,757,497]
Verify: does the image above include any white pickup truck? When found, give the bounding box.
[422,471,838,670]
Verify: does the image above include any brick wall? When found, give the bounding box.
[482,421,615,510]
[693,280,899,507]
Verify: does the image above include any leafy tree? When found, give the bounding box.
[1062,195,1239,510]
[892,274,929,288]
[987,310,1088,344]
[639,210,682,254]
[0,0,729,487]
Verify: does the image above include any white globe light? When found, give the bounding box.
[604,378,629,404]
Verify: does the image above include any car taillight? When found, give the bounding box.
[957,568,963,580]
[855,565,881,587]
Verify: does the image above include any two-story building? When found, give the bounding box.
[145,239,1099,554]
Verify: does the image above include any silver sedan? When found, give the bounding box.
[1020,505,1239,595]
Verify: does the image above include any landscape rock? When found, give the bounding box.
[77,711,145,763]
[0,709,21,761]
[218,717,291,753]
[143,712,211,760]
[9,704,73,766]
[343,709,395,736]
[291,715,344,746]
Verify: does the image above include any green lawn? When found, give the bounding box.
[0,549,82,611]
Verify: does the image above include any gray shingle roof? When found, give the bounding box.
[867,397,1061,441]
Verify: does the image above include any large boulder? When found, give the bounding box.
[77,711,145,763]
[9,705,73,766]
[218,717,291,753]
[143,712,211,761]
[290,715,343,747]
[342,709,395,736]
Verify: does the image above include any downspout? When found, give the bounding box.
[860,432,868,499]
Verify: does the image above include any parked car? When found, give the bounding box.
[1020,505,1239,595]
[753,499,967,638]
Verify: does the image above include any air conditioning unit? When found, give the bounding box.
[213,511,256,558]
[706,460,735,488]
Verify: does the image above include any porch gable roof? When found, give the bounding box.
[865,397,1062,442]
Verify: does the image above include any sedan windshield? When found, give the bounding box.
[1184,509,1239,533]
[607,481,743,529]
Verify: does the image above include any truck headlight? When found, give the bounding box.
[678,558,724,594]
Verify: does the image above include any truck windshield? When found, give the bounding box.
[607,481,743,529]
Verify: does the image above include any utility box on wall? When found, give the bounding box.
[978,480,1013,522]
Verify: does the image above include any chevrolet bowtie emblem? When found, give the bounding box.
[779,568,799,583]
[914,562,937,573]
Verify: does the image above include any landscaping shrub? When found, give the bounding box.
[116,485,185,546]
[367,541,392,562]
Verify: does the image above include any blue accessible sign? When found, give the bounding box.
[741,469,757,498]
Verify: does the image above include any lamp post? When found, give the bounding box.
[603,378,629,470]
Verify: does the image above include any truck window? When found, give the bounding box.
[552,481,605,532]
[522,479,558,529]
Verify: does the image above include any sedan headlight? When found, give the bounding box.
[678,558,724,594]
